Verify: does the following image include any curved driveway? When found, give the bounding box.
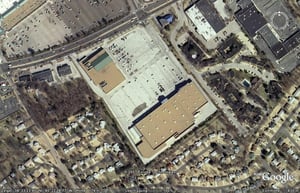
[201,62,276,82]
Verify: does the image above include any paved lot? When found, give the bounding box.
[50,0,129,33]
[3,2,71,57]
[2,0,130,58]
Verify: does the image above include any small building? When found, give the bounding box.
[32,156,43,164]
[15,123,26,132]
[0,179,7,188]
[71,163,78,170]
[103,142,111,150]
[276,137,284,146]
[271,158,280,166]
[287,148,294,155]
[57,64,72,77]
[196,161,203,168]
[26,130,34,139]
[107,166,115,173]
[18,74,31,82]
[93,172,101,179]
[185,0,225,41]
[172,158,179,165]
[112,143,121,153]
[100,120,106,129]
[194,140,202,147]
[99,168,106,174]
[24,158,35,168]
[71,122,78,129]
[231,139,238,146]
[183,149,190,157]
[52,132,60,140]
[292,154,299,160]
[278,109,286,120]
[204,157,210,163]
[287,96,296,104]
[230,154,236,160]
[177,154,185,161]
[293,87,300,98]
[65,125,72,133]
[18,164,25,172]
[63,144,75,154]
[191,176,199,182]
[208,132,216,139]
[96,146,103,155]
[32,69,53,82]
[156,14,174,27]
[229,173,236,180]
[234,146,240,154]
[290,121,299,130]
[115,161,124,168]
[210,150,217,157]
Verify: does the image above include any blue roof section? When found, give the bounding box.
[157,14,174,26]
[163,14,174,23]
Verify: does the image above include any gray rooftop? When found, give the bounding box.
[194,0,225,33]
[235,2,267,37]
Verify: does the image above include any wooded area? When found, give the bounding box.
[17,79,97,130]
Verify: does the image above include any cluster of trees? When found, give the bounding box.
[18,78,96,130]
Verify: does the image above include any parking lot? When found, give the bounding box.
[2,0,130,58]
[50,0,129,33]
[104,26,188,127]
[3,2,71,58]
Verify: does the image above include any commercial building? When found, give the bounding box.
[57,64,72,77]
[129,81,210,159]
[185,0,225,41]
[32,69,53,82]
[80,48,125,93]
[156,14,174,28]
[98,26,217,164]
[235,2,267,37]
[235,0,300,72]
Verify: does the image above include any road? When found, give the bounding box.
[123,175,261,193]
[40,132,79,189]
[201,62,276,82]
[266,102,300,149]
[6,70,78,188]
[0,0,178,71]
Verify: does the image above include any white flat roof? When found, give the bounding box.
[128,127,142,145]
[186,4,217,41]
[0,0,20,15]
